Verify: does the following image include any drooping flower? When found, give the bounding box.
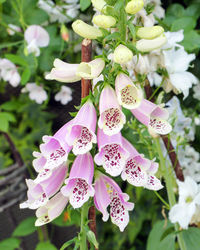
[98,85,126,135]
[121,138,163,190]
[66,100,97,155]
[115,73,143,109]
[21,83,48,104]
[72,20,102,39]
[33,121,72,181]
[136,26,164,39]
[35,192,69,226]
[125,0,144,15]
[24,25,50,57]
[0,59,21,87]
[92,15,116,28]
[136,34,167,52]
[61,153,95,208]
[94,128,129,177]
[91,0,107,12]
[45,59,81,83]
[54,86,72,105]
[94,172,134,231]
[131,99,172,135]
[20,164,68,209]
[169,176,200,229]
[162,47,198,99]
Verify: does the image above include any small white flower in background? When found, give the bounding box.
[54,86,72,105]
[7,24,21,35]
[24,25,50,57]
[169,176,200,229]
[193,84,200,100]
[163,47,198,99]
[0,59,21,87]
[22,83,48,104]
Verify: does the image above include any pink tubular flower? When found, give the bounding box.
[33,121,72,181]
[115,73,143,109]
[66,100,97,155]
[24,25,50,57]
[45,59,81,83]
[35,192,68,226]
[98,85,126,135]
[94,172,134,232]
[121,138,163,190]
[20,164,68,209]
[94,128,129,177]
[61,153,95,208]
[131,99,172,135]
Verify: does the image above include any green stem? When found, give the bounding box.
[154,137,187,250]
[80,202,89,250]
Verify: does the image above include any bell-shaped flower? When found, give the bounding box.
[98,85,126,135]
[0,59,21,87]
[76,58,105,80]
[136,34,167,52]
[113,45,133,65]
[169,176,200,229]
[35,192,69,226]
[45,59,81,83]
[72,20,102,39]
[94,129,129,177]
[66,100,97,155]
[24,25,50,57]
[20,164,68,209]
[125,0,144,15]
[121,138,163,190]
[136,26,164,40]
[33,121,72,181]
[115,73,143,109]
[131,99,172,135]
[92,15,116,28]
[94,172,134,231]
[61,153,95,208]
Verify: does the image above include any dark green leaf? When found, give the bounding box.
[104,31,121,41]
[60,238,77,250]
[166,4,185,18]
[181,30,200,52]
[12,217,36,237]
[180,228,200,250]
[0,238,20,250]
[0,112,16,122]
[80,0,91,11]
[127,22,136,38]
[36,241,57,250]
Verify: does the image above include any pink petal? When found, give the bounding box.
[24,25,49,47]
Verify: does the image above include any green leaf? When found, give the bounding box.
[26,9,49,25]
[5,54,28,67]
[87,230,99,249]
[104,31,121,41]
[0,41,23,49]
[166,4,185,18]
[0,238,21,250]
[127,22,136,38]
[60,238,77,250]
[0,112,16,122]
[80,0,91,11]
[181,30,200,52]
[12,217,36,237]
[185,4,200,20]
[180,228,200,250]
[36,241,57,250]
[21,67,31,85]
[147,220,175,250]
[0,112,15,132]
[1,100,22,111]
[171,17,196,32]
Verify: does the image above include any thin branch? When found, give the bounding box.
[144,82,184,181]
[0,163,19,176]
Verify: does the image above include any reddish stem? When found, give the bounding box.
[81,39,97,243]
[144,82,184,181]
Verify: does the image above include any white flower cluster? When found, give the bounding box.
[38,0,80,23]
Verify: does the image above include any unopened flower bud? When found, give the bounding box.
[136,34,167,52]
[92,15,116,28]
[125,0,144,15]
[72,20,102,39]
[91,0,107,12]
[137,26,164,39]
[113,45,133,64]
[61,24,69,42]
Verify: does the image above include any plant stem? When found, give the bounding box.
[80,203,89,250]
[154,137,187,250]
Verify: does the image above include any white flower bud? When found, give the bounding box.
[72,20,102,39]
[92,15,116,28]
[113,45,133,64]
[125,0,144,15]
[137,26,164,40]
[136,34,167,52]
[91,0,107,12]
